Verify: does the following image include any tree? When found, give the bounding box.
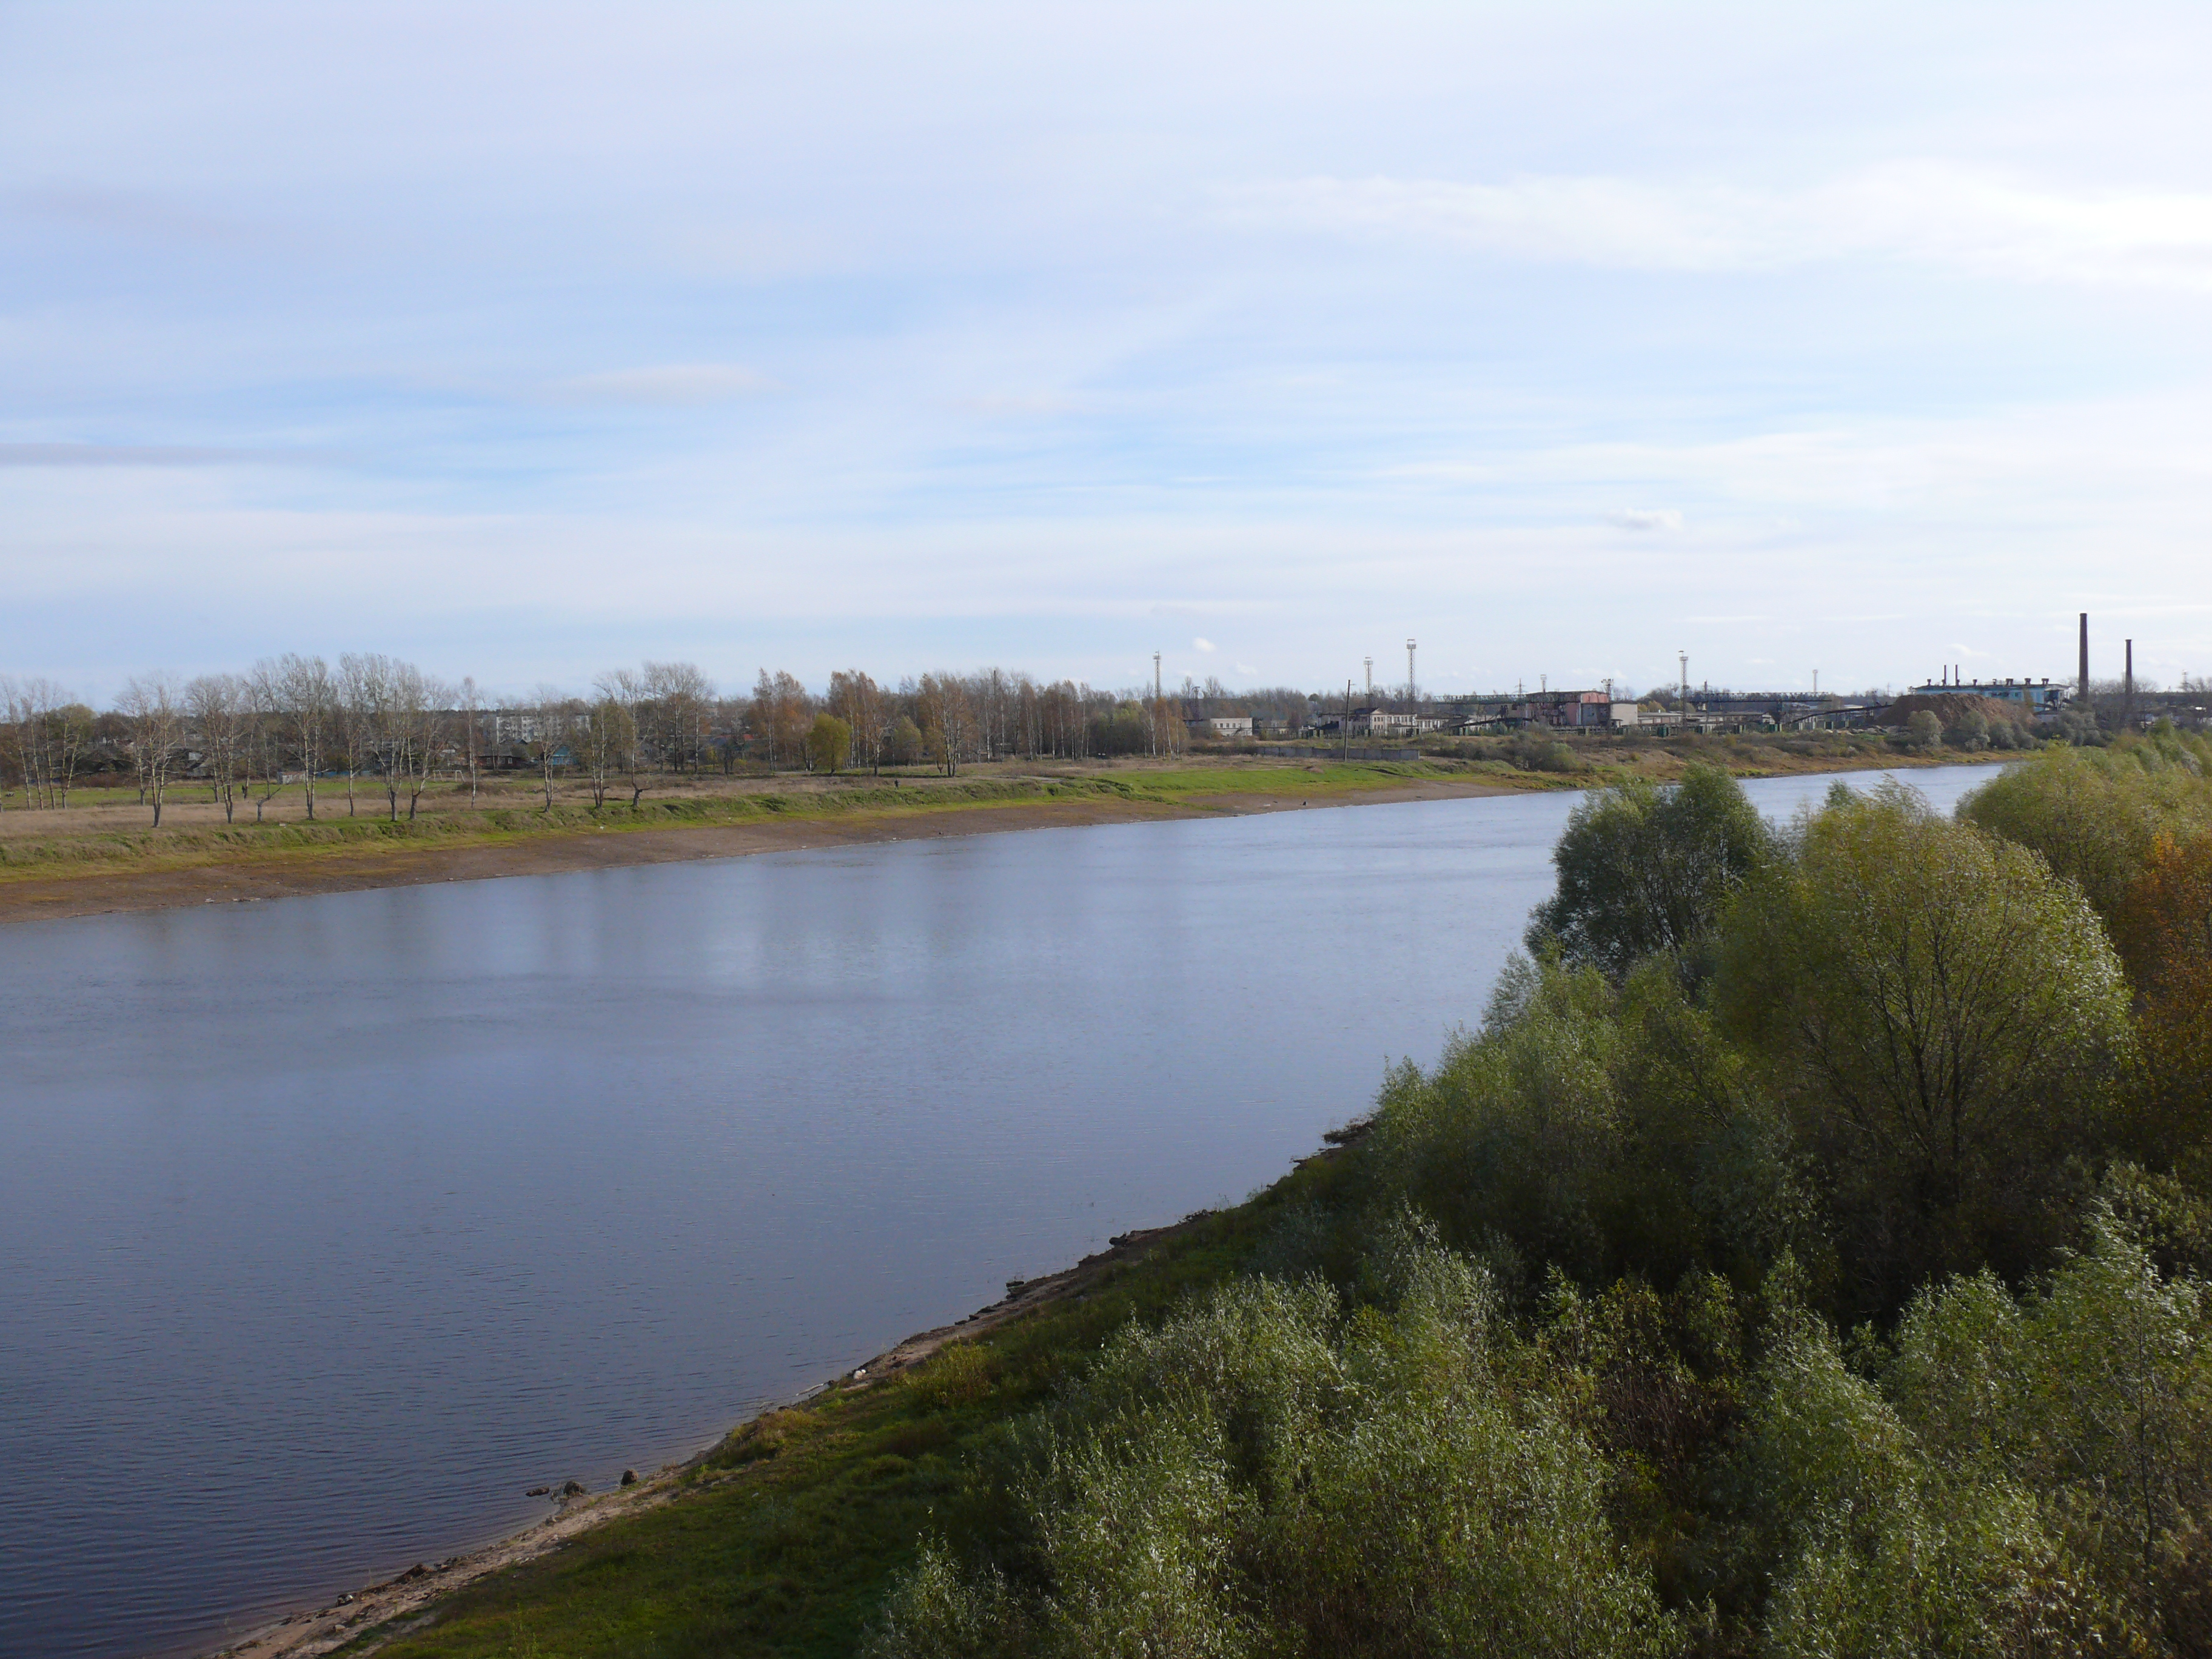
[242,676,291,823]
[806,712,851,774]
[1,677,89,808]
[264,654,333,820]
[574,694,631,809]
[596,669,650,805]
[1943,709,1989,751]
[1903,709,1943,751]
[116,673,186,825]
[750,669,811,767]
[1961,734,2212,932]
[523,688,577,810]
[1716,782,2130,1304]
[185,674,250,822]
[458,674,484,807]
[394,668,451,820]
[643,661,714,773]
[336,653,384,816]
[885,715,924,767]
[916,674,973,774]
[2114,830,2212,1164]
[828,670,888,774]
[1526,764,1771,979]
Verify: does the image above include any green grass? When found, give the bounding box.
[0,765,1490,882]
[0,745,1972,887]
[340,1158,1344,1659]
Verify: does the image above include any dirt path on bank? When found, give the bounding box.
[0,777,1518,925]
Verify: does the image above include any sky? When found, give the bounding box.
[4,0,2211,702]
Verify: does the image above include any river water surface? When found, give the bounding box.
[0,764,2001,1657]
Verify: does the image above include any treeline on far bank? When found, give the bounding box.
[0,660,1327,820]
[862,729,2212,1658]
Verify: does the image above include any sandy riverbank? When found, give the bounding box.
[0,775,1519,925]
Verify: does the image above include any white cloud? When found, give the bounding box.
[1193,636,1216,651]
[1609,508,1683,531]
[546,364,774,406]
[1242,163,2212,289]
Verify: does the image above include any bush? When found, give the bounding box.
[1365,954,1812,1293]
[1961,732,2212,931]
[1526,763,1769,979]
[870,1263,1676,1659]
[1717,783,2128,1309]
[1503,731,1582,773]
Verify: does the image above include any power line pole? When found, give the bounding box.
[1152,652,1162,757]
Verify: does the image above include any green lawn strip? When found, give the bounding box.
[344,1161,1342,1659]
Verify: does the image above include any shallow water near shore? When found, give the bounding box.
[0,763,2000,1658]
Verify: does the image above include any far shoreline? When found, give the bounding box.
[0,750,2005,927]
[0,773,1518,924]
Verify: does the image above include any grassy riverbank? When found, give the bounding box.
[3,737,1984,920]
[277,1157,1337,1659]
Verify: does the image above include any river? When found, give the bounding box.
[0,763,2002,1657]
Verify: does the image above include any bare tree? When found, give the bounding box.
[397,668,452,820]
[916,674,974,774]
[643,662,714,774]
[116,673,186,825]
[337,653,386,816]
[2,677,90,808]
[243,677,290,823]
[360,660,446,820]
[266,654,333,820]
[828,669,889,774]
[574,692,629,809]
[526,686,577,810]
[598,669,653,805]
[186,674,250,822]
[459,675,483,807]
[749,669,811,768]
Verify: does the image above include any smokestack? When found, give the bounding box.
[2126,638,2135,726]
[2079,613,2090,703]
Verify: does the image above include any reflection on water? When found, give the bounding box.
[0,763,2000,1657]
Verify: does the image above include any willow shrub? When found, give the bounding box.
[1716,782,2129,1312]
[1526,763,1771,980]
[1740,1205,2212,1654]
[2115,828,2212,1169]
[1362,953,1812,1293]
[869,1247,1675,1659]
[1960,728,2212,938]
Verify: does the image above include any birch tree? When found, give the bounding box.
[116,673,186,826]
[266,654,333,820]
[186,673,250,822]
